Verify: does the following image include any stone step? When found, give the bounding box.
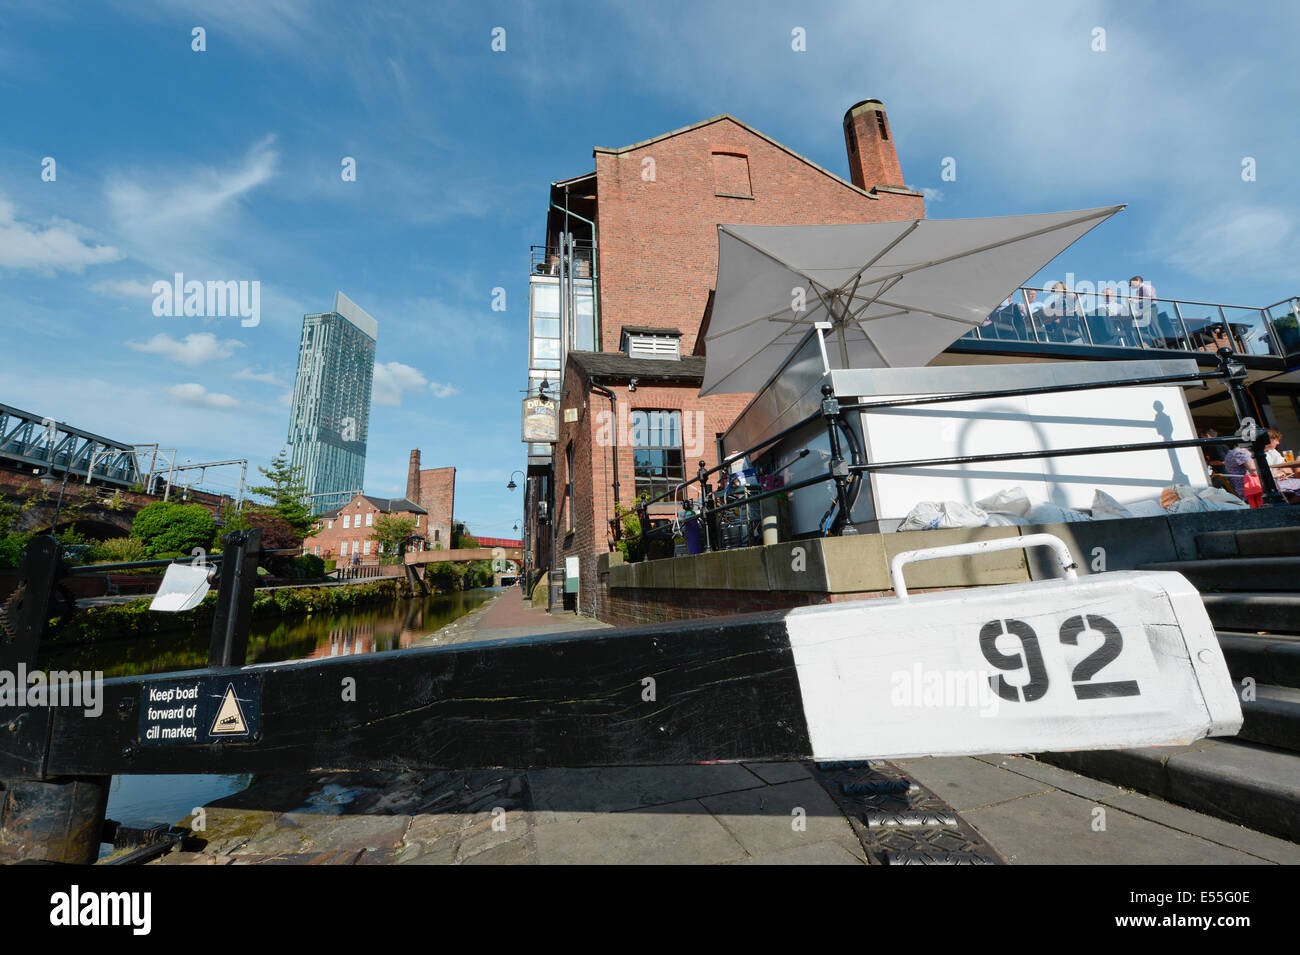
[1138,556,1300,593]
[1200,593,1300,634]
[1218,632,1300,688]
[1239,685,1300,753]
[1041,737,1300,844]
[1197,527,1300,559]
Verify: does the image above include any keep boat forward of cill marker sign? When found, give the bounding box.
[139,675,260,745]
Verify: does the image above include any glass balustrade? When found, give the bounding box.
[1266,298,1300,356]
[960,288,1291,361]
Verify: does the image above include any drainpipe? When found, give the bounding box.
[589,380,620,512]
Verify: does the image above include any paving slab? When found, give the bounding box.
[961,789,1269,865]
[741,761,811,785]
[732,841,864,865]
[979,754,1300,864]
[526,764,765,814]
[532,799,747,865]
[893,755,1054,811]
[699,778,865,860]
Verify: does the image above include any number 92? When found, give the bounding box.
[978,615,1141,703]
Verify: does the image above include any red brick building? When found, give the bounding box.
[303,492,428,562]
[404,451,456,548]
[524,100,926,614]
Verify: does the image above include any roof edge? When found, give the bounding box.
[594,114,880,201]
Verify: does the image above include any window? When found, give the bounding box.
[327,519,333,529]
[565,442,574,532]
[365,512,373,526]
[313,546,320,556]
[434,528,440,542]
[340,541,348,556]
[631,410,685,500]
[363,540,371,555]
[711,152,752,198]
[343,514,350,529]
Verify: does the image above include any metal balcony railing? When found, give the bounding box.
[960,288,1300,361]
[616,351,1290,558]
[529,244,596,279]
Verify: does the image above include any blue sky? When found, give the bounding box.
[1,1,1296,537]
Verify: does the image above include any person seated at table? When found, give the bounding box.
[1225,435,1300,502]
[1086,288,1125,344]
[1031,282,1080,342]
[1264,429,1300,489]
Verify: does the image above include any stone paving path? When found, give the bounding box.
[419,588,610,645]
[148,594,1300,865]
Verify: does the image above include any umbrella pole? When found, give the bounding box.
[820,384,859,536]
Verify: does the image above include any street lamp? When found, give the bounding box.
[507,470,524,491]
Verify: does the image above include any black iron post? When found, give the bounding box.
[208,528,262,667]
[821,384,859,535]
[696,460,713,552]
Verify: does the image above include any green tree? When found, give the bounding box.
[248,449,315,535]
[131,501,216,557]
[370,513,417,561]
[0,501,30,569]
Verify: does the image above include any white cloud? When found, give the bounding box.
[164,382,239,409]
[919,187,944,203]
[128,332,244,366]
[429,381,460,398]
[92,278,156,298]
[106,137,278,233]
[0,195,123,275]
[234,368,286,386]
[372,361,429,406]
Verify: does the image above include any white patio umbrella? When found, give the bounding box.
[699,205,1125,397]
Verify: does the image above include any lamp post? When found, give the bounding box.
[507,473,527,596]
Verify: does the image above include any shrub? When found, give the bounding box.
[91,536,150,564]
[130,501,216,557]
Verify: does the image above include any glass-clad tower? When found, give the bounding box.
[287,292,378,513]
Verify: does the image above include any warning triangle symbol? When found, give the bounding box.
[209,683,249,736]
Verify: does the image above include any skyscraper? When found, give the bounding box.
[287,291,378,513]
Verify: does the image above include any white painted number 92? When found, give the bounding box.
[978,614,1142,704]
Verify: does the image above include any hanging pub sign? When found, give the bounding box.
[522,395,557,442]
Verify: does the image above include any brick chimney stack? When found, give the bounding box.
[843,99,905,191]
[406,449,421,503]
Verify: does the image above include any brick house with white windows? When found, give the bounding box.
[302,493,429,563]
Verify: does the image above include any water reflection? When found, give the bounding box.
[42,588,499,679]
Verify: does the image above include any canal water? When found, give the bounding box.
[37,587,499,854]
